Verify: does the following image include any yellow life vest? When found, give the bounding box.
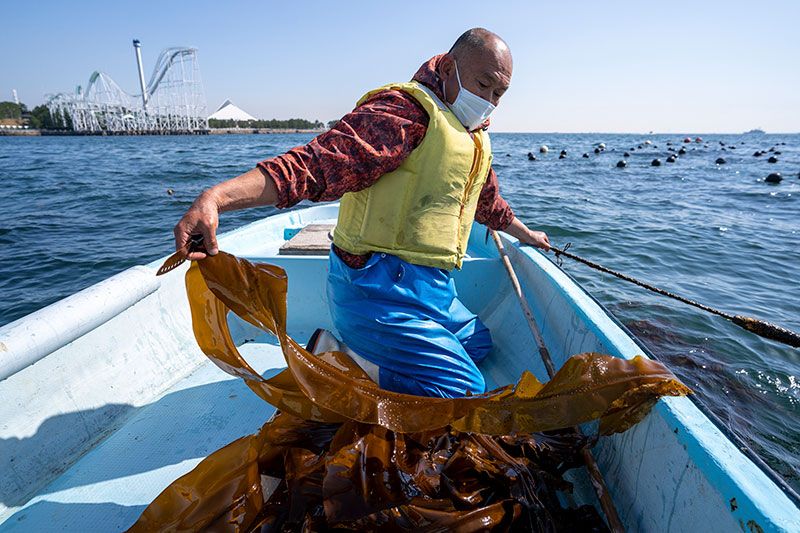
[332,81,493,270]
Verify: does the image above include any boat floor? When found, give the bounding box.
[0,334,307,532]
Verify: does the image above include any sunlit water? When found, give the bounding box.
[1,132,798,492]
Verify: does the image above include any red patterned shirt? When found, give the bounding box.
[257,55,514,268]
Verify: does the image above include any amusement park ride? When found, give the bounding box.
[47,40,208,134]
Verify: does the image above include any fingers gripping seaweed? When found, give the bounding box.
[127,252,689,532]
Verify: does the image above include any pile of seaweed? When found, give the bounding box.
[127,252,690,532]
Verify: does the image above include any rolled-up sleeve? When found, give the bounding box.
[256,91,428,209]
[474,167,514,230]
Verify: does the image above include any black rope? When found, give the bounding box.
[550,244,800,348]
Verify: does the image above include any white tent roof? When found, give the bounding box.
[208,99,257,121]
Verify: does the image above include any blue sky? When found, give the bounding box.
[2,1,798,133]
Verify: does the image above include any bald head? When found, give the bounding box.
[449,28,512,67]
[440,28,513,109]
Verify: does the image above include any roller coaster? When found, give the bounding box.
[47,41,208,134]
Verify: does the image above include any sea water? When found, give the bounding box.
[1,132,798,492]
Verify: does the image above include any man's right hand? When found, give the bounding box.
[174,192,220,260]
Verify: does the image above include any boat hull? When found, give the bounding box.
[1,203,798,531]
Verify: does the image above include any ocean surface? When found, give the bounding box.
[1,132,798,493]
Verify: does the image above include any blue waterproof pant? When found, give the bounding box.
[326,250,491,398]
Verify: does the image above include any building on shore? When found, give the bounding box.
[208,100,257,122]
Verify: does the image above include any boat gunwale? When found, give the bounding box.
[506,239,800,528]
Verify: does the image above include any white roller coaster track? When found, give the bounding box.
[47,44,208,134]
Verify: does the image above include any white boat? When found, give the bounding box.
[1,203,798,532]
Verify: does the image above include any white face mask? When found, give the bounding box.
[444,60,496,131]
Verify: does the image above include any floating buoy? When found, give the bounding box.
[695,137,703,143]
[678,148,687,155]
[715,158,726,164]
[624,151,631,157]
[719,141,726,145]
[617,160,627,168]
[765,172,782,183]
[683,137,691,143]
[753,151,762,157]
[582,153,590,158]
[594,147,601,154]
[728,145,736,150]
[598,143,606,149]
[666,141,673,146]
[667,155,677,163]
[704,144,709,148]
[527,152,536,161]
[638,145,643,149]
[540,145,549,153]
[167,189,173,195]
[774,151,782,155]
[651,158,661,166]
[560,149,567,156]
[768,147,775,152]
[645,140,652,145]
[768,156,778,163]
[506,153,512,157]
[559,154,566,159]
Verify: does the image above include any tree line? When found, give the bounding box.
[3,100,334,131]
[0,101,72,129]
[209,118,326,130]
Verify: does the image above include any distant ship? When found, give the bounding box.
[744,128,765,134]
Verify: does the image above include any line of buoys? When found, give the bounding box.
[523,140,793,185]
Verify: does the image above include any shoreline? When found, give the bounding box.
[0,128,327,137]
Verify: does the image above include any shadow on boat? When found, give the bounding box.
[1,501,147,532]
[1,365,283,510]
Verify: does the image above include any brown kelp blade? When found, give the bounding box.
[127,251,690,532]
[156,235,205,276]
[155,251,186,276]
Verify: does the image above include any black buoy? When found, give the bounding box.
[638,145,643,149]
[722,147,727,151]
[678,147,687,155]
[506,153,512,157]
[715,157,726,164]
[582,153,590,158]
[774,151,782,155]
[666,141,673,146]
[753,151,762,157]
[594,147,601,154]
[527,152,536,161]
[720,141,726,146]
[768,147,775,152]
[617,160,627,168]
[624,151,631,157]
[559,153,566,159]
[651,158,661,166]
[768,156,778,163]
[666,155,677,163]
[167,189,173,195]
[728,145,736,150]
[765,172,783,183]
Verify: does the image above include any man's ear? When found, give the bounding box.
[438,53,455,78]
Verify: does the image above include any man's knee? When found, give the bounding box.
[379,367,485,398]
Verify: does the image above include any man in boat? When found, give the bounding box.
[174,28,550,399]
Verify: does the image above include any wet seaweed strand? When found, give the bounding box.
[126,252,690,532]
